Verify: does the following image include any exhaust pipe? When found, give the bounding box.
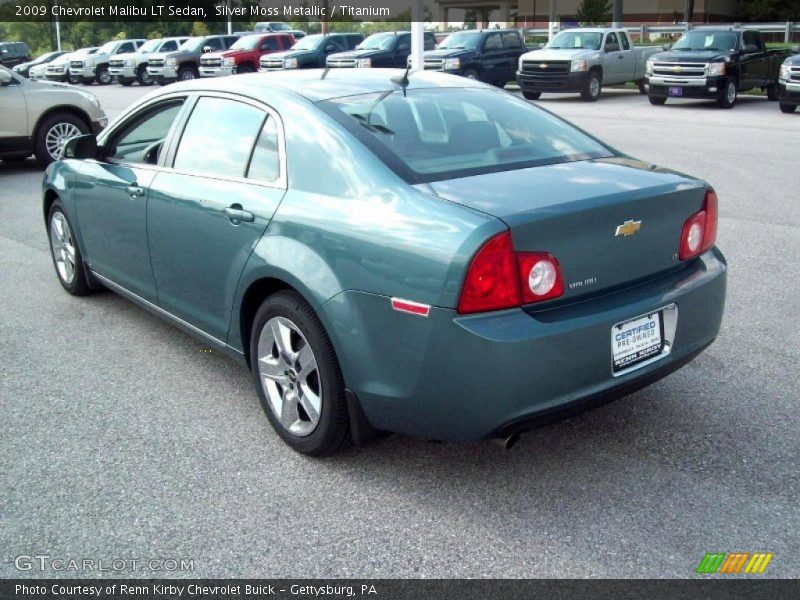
[492,433,520,450]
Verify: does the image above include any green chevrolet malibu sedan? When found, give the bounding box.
[43,70,726,455]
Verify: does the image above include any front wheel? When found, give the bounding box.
[95,66,112,85]
[766,84,779,101]
[717,79,737,109]
[522,91,541,100]
[581,72,602,102]
[780,102,797,114]
[637,79,647,95]
[462,68,479,81]
[34,112,89,165]
[250,291,351,456]
[136,65,152,86]
[649,95,667,105]
[177,66,197,81]
[47,201,91,296]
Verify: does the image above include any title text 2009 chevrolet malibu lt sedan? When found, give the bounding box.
[43,70,726,455]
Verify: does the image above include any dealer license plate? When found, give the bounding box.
[612,311,664,373]
[669,86,683,96]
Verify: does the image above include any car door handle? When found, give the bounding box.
[223,204,254,223]
[126,185,145,199]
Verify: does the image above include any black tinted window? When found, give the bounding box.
[247,117,280,182]
[424,33,436,50]
[484,33,502,50]
[174,97,265,178]
[110,101,184,164]
[119,42,134,53]
[620,33,631,50]
[606,32,619,49]
[502,32,523,48]
[162,40,177,52]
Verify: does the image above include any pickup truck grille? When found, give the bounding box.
[327,58,356,68]
[200,57,222,67]
[47,65,65,73]
[651,62,708,79]
[260,58,284,70]
[520,60,571,77]
[423,59,444,70]
[109,59,125,68]
[70,61,84,69]
[790,66,800,82]
[148,58,165,67]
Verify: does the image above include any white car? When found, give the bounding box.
[71,39,145,85]
[108,37,188,86]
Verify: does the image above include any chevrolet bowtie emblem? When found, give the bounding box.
[615,220,642,237]
[672,65,683,73]
[539,63,548,68]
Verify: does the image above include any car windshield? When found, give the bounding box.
[321,88,613,184]
[357,34,396,51]
[438,32,482,50]
[98,41,119,54]
[292,35,324,50]
[179,37,207,52]
[52,53,71,64]
[231,35,262,50]
[672,31,737,52]
[547,31,603,50]
[138,39,161,53]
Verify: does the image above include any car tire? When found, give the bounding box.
[766,84,779,101]
[462,68,480,81]
[95,66,112,85]
[649,95,667,106]
[47,200,91,296]
[780,102,797,113]
[581,71,602,102]
[637,79,648,95]
[136,65,152,86]
[717,79,737,109]
[34,112,89,165]
[522,91,542,100]
[250,290,351,456]
[66,72,77,84]
[237,64,255,74]
[178,66,197,81]
[118,77,133,86]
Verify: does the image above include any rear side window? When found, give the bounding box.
[247,117,281,182]
[173,97,265,179]
[161,40,178,52]
[224,36,239,49]
[620,33,631,50]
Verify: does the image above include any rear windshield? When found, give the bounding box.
[319,88,613,184]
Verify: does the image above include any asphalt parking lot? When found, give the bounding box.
[1,82,799,579]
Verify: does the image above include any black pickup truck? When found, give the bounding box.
[646,28,792,108]
[260,33,364,71]
[326,31,437,69]
[417,29,527,86]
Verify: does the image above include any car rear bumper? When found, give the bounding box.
[325,248,727,442]
[516,70,591,93]
[778,81,800,104]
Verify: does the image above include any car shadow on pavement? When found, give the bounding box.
[0,158,42,174]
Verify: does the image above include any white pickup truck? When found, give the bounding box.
[516,27,662,101]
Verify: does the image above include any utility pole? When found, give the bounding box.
[612,0,623,28]
[684,0,695,23]
[410,0,424,72]
[54,0,61,51]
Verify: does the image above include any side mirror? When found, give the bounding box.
[203,46,212,53]
[605,43,620,53]
[397,44,410,52]
[662,43,672,51]
[0,70,11,85]
[62,134,98,160]
[792,44,800,54]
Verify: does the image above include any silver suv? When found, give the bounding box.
[0,66,107,165]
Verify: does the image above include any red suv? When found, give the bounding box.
[199,33,294,77]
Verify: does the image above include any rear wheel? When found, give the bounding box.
[581,71,602,102]
[780,102,797,113]
[250,291,351,456]
[462,68,479,81]
[136,64,152,86]
[717,79,737,109]
[649,95,667,106]
[47,201,91,296]
[34,112,89,165]
[522,91,542,100]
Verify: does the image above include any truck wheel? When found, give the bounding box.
[780,102,797,114]
[34,112,89,165]
[237,64,255,74]
[766,84,779,101]
[118,77,133,86]
[178,66,197,81]
[95,66,112,85]
[717,79,737,109]
[136,65,152,86]
[637,79,647,95]
[66,71,77,84]
[581,71,602,102]
[462,68,480,81]
[649,95,667,106]
[522,91,541,100]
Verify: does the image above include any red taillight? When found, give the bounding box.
[679,189,718,260]
[517,253,564,303]
[457,232,520,314]
[457,232,564,314]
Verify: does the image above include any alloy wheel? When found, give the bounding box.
[49,212,76,285]
[590,77,601,98]
[45,122,81,160]
[727,82,736,105]
[256,316,322,437]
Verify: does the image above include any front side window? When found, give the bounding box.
[606,33,620,50]
[161,40,178,52]
[321,88,613,184]
[173,97,265,179]
[108,101,184,165]
[484,33,502,51]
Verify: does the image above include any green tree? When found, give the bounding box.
[576,0,611,25]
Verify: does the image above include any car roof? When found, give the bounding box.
[160,68,486,103]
